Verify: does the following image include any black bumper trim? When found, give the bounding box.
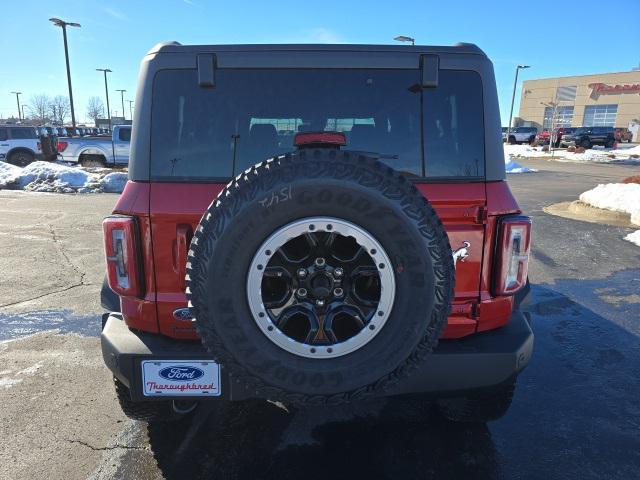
[101,311,533,401]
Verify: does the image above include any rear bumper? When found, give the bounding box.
[101,311,534,402]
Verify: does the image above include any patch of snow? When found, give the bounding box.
[101,172,128,193]
[624,230,640,247]
[0,161,24,188]
[504,148,538,173]
[579,183,640,226]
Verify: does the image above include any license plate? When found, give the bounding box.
[141,360,221,397]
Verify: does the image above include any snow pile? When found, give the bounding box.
[19,162,97,192]
[505,143,640,164]
[579,183,640,247]
[504,147,538,173]
[0,161,127,194]
[0,162,23,188]
[101,172,128,193]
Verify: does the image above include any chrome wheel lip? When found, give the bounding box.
[247,217,395,359]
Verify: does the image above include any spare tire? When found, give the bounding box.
[186,149,454,405]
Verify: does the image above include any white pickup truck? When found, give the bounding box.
[57,125,131,166]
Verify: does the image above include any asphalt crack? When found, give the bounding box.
[0,283,90,309]
[0,223,94,309]
[48,223,87,286]
[64,438,148,452]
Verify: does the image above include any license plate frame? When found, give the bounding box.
[141,360,221,397]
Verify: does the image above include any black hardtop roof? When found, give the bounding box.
[146,41,486,57]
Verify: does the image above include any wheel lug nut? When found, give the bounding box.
[297,288,307,298]
[334,267,344,278]
[297,268,307,278]
[315,257,326,268]
[333,287,344,297]
[316,299,325,307]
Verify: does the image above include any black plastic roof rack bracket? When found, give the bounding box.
[197,54,216,88]
[421,54,439,88]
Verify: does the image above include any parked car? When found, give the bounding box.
[561,126,616,148]
[507,126,537,145]
[0,125,43,166]
[536,130,551,145]
[536,127,576,147]
[57,124,131,166]
[501,127,508,141]
[100,42,533,424]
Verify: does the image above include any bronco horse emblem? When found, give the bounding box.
[452,241,471,267]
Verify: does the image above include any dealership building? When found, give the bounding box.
[516,70,640,132]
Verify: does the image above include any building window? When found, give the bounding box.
[583,104,618,127]
[543,106,574,129]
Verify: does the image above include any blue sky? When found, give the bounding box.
[1,0,639,124]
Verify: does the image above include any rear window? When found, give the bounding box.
[150,68,485,181]
[9,127,38,139]
[119,128,131,142]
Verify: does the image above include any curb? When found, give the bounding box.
[543,201,634,228]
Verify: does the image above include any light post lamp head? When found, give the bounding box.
[49,18,81,28]
[393,35,415,45]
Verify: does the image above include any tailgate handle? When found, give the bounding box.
[175,224,193,290]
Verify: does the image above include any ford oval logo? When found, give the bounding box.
[158,366,205,382]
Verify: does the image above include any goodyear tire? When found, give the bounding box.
[186,149,455,405]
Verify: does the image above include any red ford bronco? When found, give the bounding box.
[101,42,533,423]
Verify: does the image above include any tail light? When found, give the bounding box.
[57,141,68,152]
[103,216,142,297]
[493,215,531,296]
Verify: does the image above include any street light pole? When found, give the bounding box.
[10,92,22,120]
[127,100,134,121]
[49,18,81,130]
[506,65,530,144]
[96,69,112,132]
[116,89,126,120]
[21,104,27,121]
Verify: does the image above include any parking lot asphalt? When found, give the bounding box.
[0,158,639,480]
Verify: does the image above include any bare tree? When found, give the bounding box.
[30,94,51,123]
[86,96,105,123]
[50,96,70,125]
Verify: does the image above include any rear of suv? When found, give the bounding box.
[101,42,533,423]
[507,126,538,145]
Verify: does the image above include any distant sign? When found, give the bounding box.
[589,82,640,99]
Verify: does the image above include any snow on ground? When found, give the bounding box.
[505,144,640,164]
[504,147,538,173]
[0,161,127,194]
[624,230,640,247]
[0,162,23,187]
[578,182,640,247]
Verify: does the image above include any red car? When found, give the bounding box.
[100,42,533,424]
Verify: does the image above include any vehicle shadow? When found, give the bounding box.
[145,278,640,480]
[147,396,502,480]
